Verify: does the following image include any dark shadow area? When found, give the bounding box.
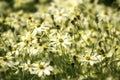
[90,0,120,11]
[1,0,53,13]
[0,22,11,32]
[12,2,38,13]
[90,0,116,6]
[98,0,117,6]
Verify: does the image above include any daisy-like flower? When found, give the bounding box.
[0,55,14,67]
[32,24,50,36]
[79,30,92,46]
[19,60,33,74]
[0,54,17,71]
[19,31,37,47]
[29,46,39,56]
[97,9,111,23]
[96,48,113,62]
[31,62,53,77]
[50,33,72,49]
[49,2,58,14]
[79,54,99,66]
[54,9,68,23]
[63,0,81,13]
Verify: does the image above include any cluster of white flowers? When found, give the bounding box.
[20,61,53,77]
[0,0,120,80]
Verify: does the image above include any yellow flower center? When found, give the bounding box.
[13,47,17,51]
[59,13,62,16]
[23,39,28,43]
[59,38,63,43]
[85,56,91,60]
[36,24,41,28]
[102,54,106,57]
[27,64,31,67]
[39,64,44,69]
[3,57,8,61]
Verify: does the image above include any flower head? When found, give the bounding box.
[19,60,33,73]
[31,62,53,77]
[79,54,99,66]
[50,33,72,48]
[54,9,68,23]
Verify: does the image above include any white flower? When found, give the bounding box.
[19,60,33,73]
[79,54,99,66]
[0,55,17,71]
[96,48,114,61]
[79,30,92,45]
[31,62,53,77]
[54,9,68,23]
[50,33,72,48]
[29,46,39,56]
[32,24,49,36]
[64,0,80,12]
[49,2,58,14]
[0,55,14,67]
[97,10,111,22]
[18,31,37,47]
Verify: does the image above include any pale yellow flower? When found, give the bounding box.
[54,9,68,23]
[31,62,53,77]
[0,54,18,71]
[19,60,33,73]
[79,54,99,66]
[32,24,49,36]
[50,33,72,48]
